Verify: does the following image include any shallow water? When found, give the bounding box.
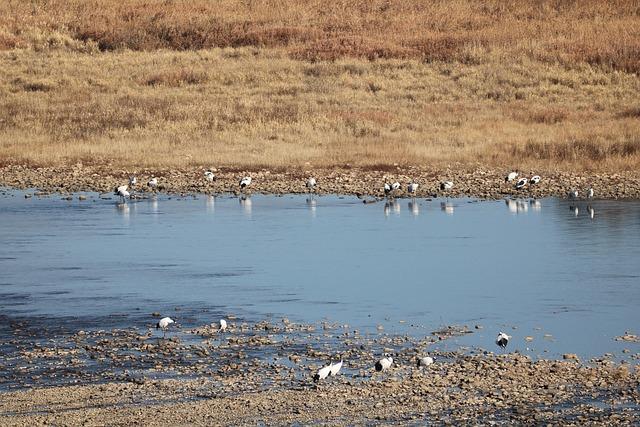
[1,190,639,360]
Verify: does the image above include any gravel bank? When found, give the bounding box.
[2,164,640,199]
[1,317,638,425]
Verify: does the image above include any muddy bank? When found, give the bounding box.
[1,316,639,425]
[1,355,638,425]
[2,164,640,199]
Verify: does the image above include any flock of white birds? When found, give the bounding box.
[112,167,599,208]
[155,315,511,382]
[114,170,594,203]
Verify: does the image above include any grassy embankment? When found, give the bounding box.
[0,0,639,171]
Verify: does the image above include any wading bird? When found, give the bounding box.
[204,171,215,183]
[587,187,594,199]
[417,356,434,368]
[505,171,518,182]
[568,189,579,199]
[375,354,393,372]
[148,177,158,191]
[530,175,541,185]
[313,363,332,382]
[239,176,252,189]
[129,176,137,187]
[156,317,175,338]
[329,359,343,376]
[515,177,528,190]
[384,182,400,197]
[496,332,510,350]
[306,177,317,193]
[440,181,454,191]
[408,182,419,195]
[114,184,130,202]
[219,318,227,332]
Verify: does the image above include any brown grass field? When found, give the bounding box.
[1,0,639,171]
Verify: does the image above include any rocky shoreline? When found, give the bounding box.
[0,315,639,425]
[2,164,640,199]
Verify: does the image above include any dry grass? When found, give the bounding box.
[0,1,639,171]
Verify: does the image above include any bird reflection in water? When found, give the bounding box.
[384,200,401,217]
[529,199,542,211]
[505,198,529,214]
[408,200,419,216]
[240,195,252,216]
[440,201,454,215]
[206,195,215,214]
[588,205,595,219]
[306,197,317,217]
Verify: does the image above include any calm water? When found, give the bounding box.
[1,190,639,359]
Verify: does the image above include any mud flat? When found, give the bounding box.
[0,320,638,425]
[2,164,640,200]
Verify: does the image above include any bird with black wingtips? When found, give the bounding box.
[530,175,541,185]
[568,189,578,199]
[440,181,453,191]
[417,356,434,368]
[375,353,393,372]
[306,177,317,193]
[219,318,227,332]
[496,332,510,350]
[114,184,130,202]
[587,187,594,199]
[156,316,174,339]
[239,176,252,190]
[505,171,518,182]
[204,170,215,183]
[129,176,137,187]
[148,177,158,191]
[313,363,332,382]
[515,177,528,190]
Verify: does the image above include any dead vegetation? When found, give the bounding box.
[0,1,638,171]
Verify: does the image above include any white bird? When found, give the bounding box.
[219,318,227,332]
[148,177,158,190]
[440,181,454,191]
[505,171,518,182]
[417,356,434,368]
[329,359,343,376]
[530,175,541,185]
[129,176,137,186]
[239,176,252,189]
[496,332,510,350]
[515,177,528,190]
[384,182,401,196]
[375,354,393,372]
[587,187,594,199]
[114,184,130,202]
[568,189,578,199]
[156,317,175,338]
[384,183,392,195]
[313,364,332,382]
[204,171,215,182]
[408,182,419,194]
[306,177,317,192]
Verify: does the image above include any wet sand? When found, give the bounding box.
[2,164,640,199]
[1,319,638,425]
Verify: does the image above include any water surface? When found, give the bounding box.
[1,190,639,360]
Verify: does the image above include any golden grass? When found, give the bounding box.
[0,1,639,171]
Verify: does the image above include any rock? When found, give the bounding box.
[563,353,579,361]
